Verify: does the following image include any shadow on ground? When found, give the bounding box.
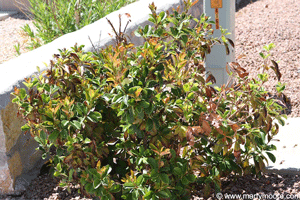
[236,0,261,11]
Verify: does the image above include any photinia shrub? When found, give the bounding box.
[12,1,287,199]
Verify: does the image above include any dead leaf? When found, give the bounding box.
[230,124,240,133]
[205,87,212,98]
[125,13,131,18]
[206,74,216,84]
[271,60,281,81]
[202,121,212,136]
[191,0,199,7]
[234,150,241,159]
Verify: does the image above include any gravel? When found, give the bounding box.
[235,0,300,118]
[1,0,300,199]
[0,13,35,64]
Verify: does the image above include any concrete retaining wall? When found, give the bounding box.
[0,0,30,11]
[0,0,203,194]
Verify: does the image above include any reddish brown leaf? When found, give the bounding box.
[230,124,240,133]
[160,149,170,156]
[191,0,199,7]
[209,102,217,111]
[24,78,31,83]
[234,150,241,159]
[205,87,212,98]
[187,126,204,136]
[259,97,267,101]
[70,53,80,62]
[208,113,222,128]
[64,154,73,163]
[125,13,131,18]
[225,43,230,55]
[216,128,225,135]
[238,71,249,78]
[227,38,235,48]
[14,87,20,94]
[266,117,272,133]
[226,64,231,74]
[186,127,194,143]
[271,60,282,81]
[202,121,211,136]
[206,74,216,84]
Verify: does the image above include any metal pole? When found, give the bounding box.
[204,0,235,87]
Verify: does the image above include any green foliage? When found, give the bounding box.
[13,1,286,199]
[14,42,21,56]
[19,0,137,48]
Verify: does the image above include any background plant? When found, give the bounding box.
[12,1,287,199]
[16,0,137,50]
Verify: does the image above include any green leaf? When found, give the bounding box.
[102,165,112,178]
[181,35,188,45]
[122,78,133,85]
[170,27,178,37]
[87,111,102,123]
[144,104,154,115]
[53,171,60,177]
[126,109,134,124]
[59,182,67,187]
[173,167,182,175]
[49,131,59,142]
[146,119,153,132]
[84,138,91,144]
[136,175,144,185]
[144,191,153,199]
[136,107,144,120]
[147,157,158,170]
[276,117,285,126]
[12,97,20,103]
[61,120,69,127]
[85,182,94,193]
[19,88,27,99]
[124,182,135,189]
[187,92,194,99]
[158,190,170,198]
[109,184,121,193]
[183,83,190,92]
[159,11,165,21]
[134,28,142,37]
[21,124,30,131]
[72,120,81,130]
[212,166,220,176]
[181,176,189,185]
[41,94,50,103]
[159,173,169,184]
[89,169,100,179]
[186,174,196,183]
[143,25,150,35]
[57,163,62,172]
[68,169,74,182]
[93,178,101,189]
[40,130,47,141]
[276,82,285,93]
[140,101,150,108]
[266,152,276,163]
